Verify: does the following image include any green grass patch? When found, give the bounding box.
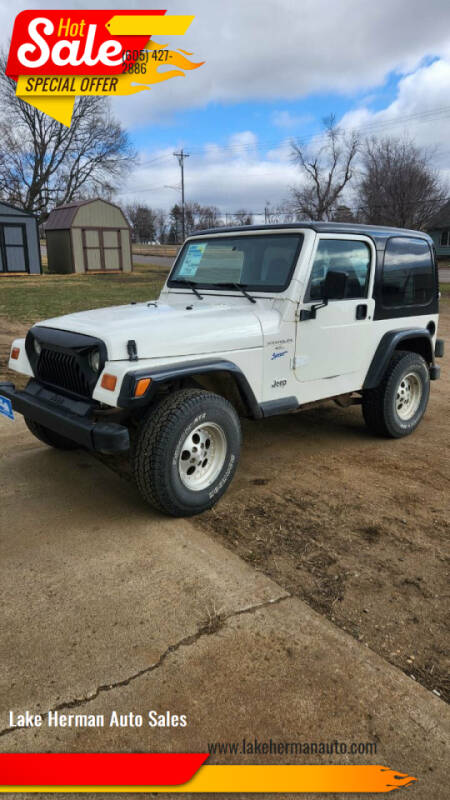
[0,270,164,325]
[2,262,447,325]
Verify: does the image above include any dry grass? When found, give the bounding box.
[0,263,166,325]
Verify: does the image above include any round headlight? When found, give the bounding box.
[88,349,101,373]
[34,339,42,356]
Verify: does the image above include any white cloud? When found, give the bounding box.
[3,1,450,211]
[228,130,258,156]
[3,0,450,125]
[111,0,450,126]
[338,57,450,171]
[117,53,450,214]
[271,110,313,129]
[116,132,296,216]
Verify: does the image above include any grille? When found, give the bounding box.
[36,348,91,397]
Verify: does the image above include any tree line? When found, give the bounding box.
[127,120,447,242]
[126,203,254,244]
[287,114,447,229]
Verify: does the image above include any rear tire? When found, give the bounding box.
[25,418,79,450]
[133,389,241,517]
[362,350,430,438]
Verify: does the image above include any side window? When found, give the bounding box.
[306,239,371,301]
[382,237,434,308]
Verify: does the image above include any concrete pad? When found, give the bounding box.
[0,416,285,717]
[2,600,449,799]
[1,416,449,800]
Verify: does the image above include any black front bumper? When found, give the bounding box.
[0,380,130,453]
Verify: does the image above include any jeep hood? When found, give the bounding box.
[36,301,267,360]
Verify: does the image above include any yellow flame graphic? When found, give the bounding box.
[119,39,204,93]
[15,38,204,126]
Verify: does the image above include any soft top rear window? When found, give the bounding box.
[168,234,303,292]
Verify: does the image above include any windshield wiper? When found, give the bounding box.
[176,280,203,300]
[232,283,256,304]
[210,282,256,304]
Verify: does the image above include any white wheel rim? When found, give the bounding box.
[396,372,422,421]
[178,422,227,491]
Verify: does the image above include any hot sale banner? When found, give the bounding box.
[5,9,204,126]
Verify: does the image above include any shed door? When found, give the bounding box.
[82,228,122,271]
[0,224,28,273]
[103,229,122,270]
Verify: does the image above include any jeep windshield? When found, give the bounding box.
[168,234,303,293]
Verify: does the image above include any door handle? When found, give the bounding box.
[356,304,367,320]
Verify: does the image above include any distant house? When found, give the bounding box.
[427,201,450,259]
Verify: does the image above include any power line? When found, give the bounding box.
[114,106,450,205]
[130,104,450,172]
[137,153,174,167]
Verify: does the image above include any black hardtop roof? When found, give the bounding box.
[189,222,433,248]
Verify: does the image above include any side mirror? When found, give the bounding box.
[322,270,348,301]
[299,269,349,321]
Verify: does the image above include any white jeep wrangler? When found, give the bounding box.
[1,223,444,517]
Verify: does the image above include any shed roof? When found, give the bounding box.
[44,198,127,230]
[0,200,36,217]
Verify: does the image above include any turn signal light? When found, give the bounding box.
[134,377,151,397]
[101,373,117,391]
[11,347,20,360]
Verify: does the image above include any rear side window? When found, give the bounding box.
[307,239,371,300]
[382,237,434,307]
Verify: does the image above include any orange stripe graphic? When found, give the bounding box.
[0,764,417,793]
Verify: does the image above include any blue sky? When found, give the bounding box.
[130,71,404,155]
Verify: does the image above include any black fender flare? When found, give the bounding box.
[363,329,434,390]
[117,358,263,418]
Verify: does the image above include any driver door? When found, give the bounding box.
[294,235,376,385]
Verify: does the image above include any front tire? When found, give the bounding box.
[362,350,430,438]
[25,418,79,450]
[133,389,241,517]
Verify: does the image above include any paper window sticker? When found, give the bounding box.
[178,243,206,276]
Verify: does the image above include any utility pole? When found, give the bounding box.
[173,149,189,241]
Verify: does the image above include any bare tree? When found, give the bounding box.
[290,115,359,220]
[193,203,222,230]
[0,57,135,221]
[233,209,253,226]
[265,201,300,224]
[357,136,447,229]
[154,209,169,243]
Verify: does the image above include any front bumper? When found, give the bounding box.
[0,380,130,453]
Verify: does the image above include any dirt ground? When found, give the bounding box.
[1,305,449,705]
[197,307,450,703]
